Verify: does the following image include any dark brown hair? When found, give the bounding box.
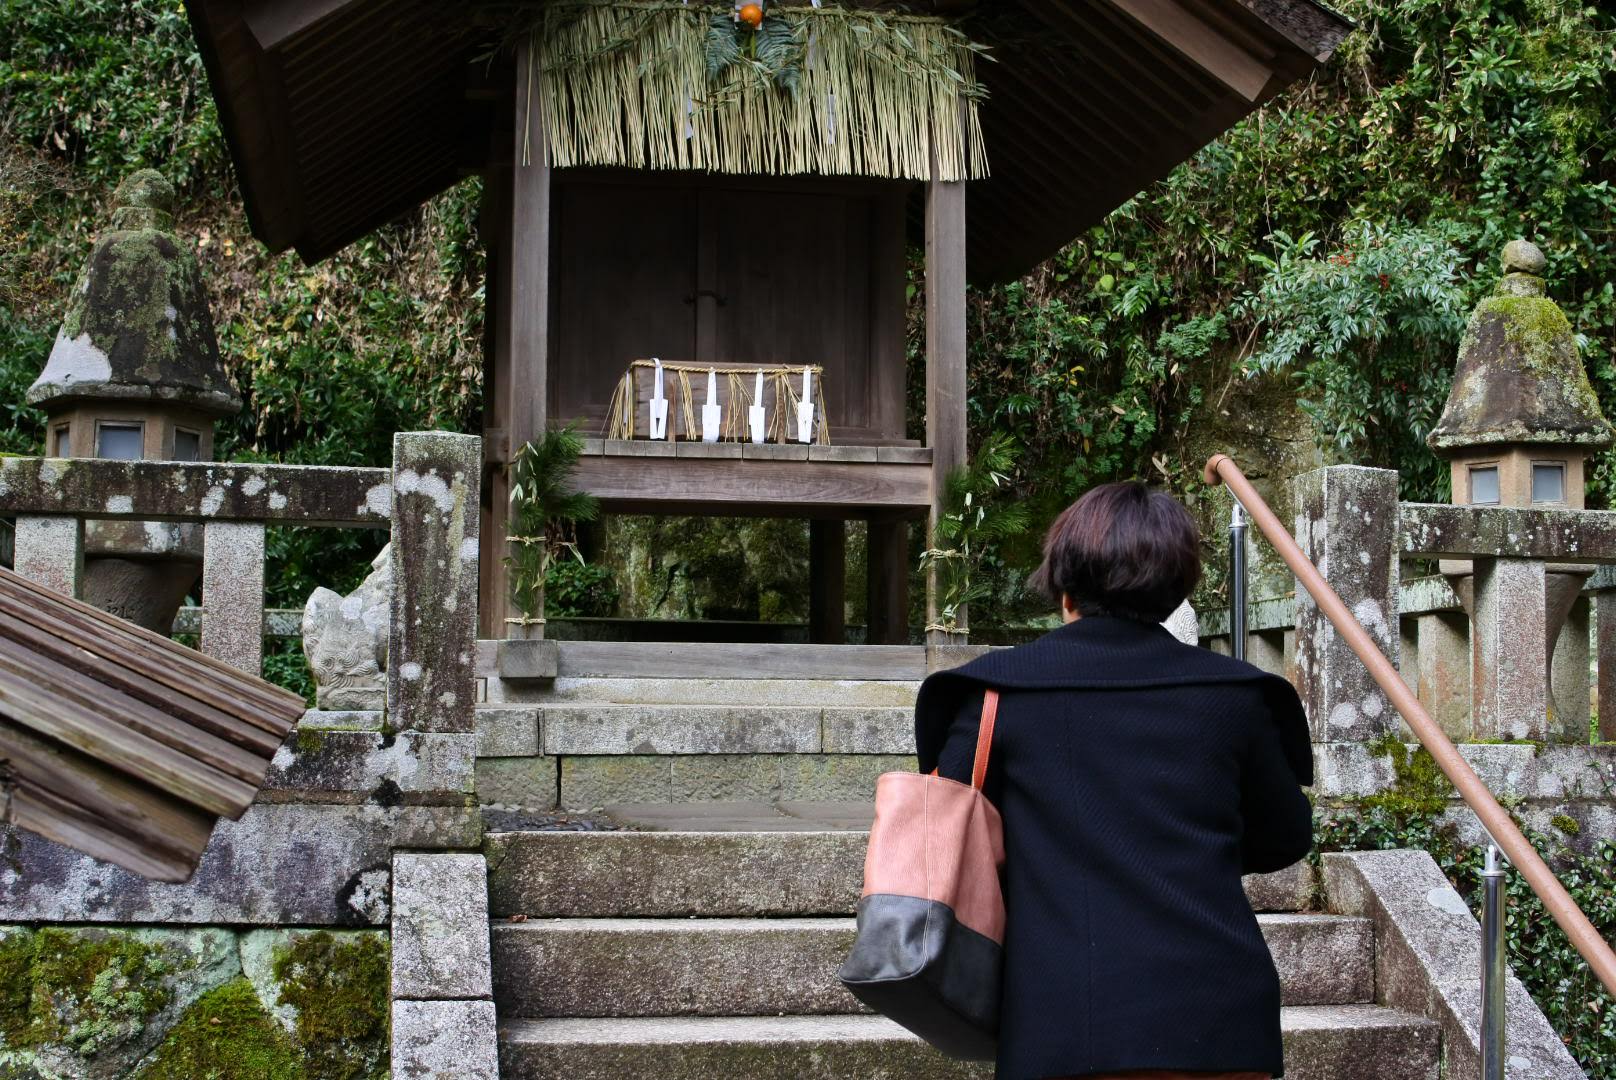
[1030,481,1201,623]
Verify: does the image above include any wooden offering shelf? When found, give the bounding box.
[570,439,933,518]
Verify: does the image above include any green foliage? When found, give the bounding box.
[919,432,1030,634]
[1318,812,1616,1077]
[959,0,1616,614]
[545,559,621,619]
[508,426,601,623]
[1237,223,1472,499]
[134,978,301,1080]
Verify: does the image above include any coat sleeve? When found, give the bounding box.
[931,690,986,787]
[1239,700,1315,874]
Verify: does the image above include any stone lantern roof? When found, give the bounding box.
[1426,240,1613,454]
[28,169,241,417]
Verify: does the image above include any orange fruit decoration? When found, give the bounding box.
[739,3,764,28]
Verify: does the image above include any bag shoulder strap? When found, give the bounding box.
[971,689,1000,792]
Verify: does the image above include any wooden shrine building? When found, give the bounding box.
[183,0,1349,645]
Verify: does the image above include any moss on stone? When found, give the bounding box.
[1363,734,1454,817]
[1480,295,1577,377]
[295,728,326,755]
[0,928,170,1054]
[134,978,301,1080]
[1551,812,1582,837]
[270,931,389,1080]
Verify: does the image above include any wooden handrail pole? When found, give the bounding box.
[1204,453,1616,998]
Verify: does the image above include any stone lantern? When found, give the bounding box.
[28,169,241,630]
[1426,239,1613,733]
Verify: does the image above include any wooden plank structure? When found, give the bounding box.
[0,567,305,882]
[182,0,1351,647]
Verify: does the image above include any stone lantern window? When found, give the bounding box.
[1467,464,1500,505]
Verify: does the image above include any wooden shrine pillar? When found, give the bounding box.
[809,520,847,644]
[866,516,910,645]
[925,170,968,643]
[480,42,551,640]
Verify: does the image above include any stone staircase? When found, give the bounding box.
[476,674,1443,1080]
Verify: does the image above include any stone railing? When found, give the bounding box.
[1199,465,1614,746]
[1,433,476,701]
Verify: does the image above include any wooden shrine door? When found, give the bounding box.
[549,175,906,443]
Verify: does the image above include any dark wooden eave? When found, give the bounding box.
[0,569,304,882]
[184,0,1350,282]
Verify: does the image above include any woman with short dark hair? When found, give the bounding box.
[916,481,1313,1080]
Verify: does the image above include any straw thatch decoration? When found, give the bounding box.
[528,1,989,181]
[606,360,831,444]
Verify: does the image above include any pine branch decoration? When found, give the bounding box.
[507,426,601,624]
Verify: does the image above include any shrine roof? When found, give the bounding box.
[182,0,1350,282]
[0,567,304,882]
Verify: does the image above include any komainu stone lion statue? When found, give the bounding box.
[302,546,391,710]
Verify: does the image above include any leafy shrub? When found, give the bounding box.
[545,560,621,619]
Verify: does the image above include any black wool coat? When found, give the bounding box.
[916,616,1314,1080]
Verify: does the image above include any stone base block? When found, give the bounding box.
[1323,849,1584,1079]
[394,998,499,1079]
[477,706,541,756]
[477,756,560,809]
[262,730,476,805]
[0,803,480,925]
[392,853,493,1000]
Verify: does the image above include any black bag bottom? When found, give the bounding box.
[837,893,1001,1062]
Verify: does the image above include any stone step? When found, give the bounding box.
[475,703,915,758]
[491,914,1372,1019]
[502,677,921,708]
[497,1006,1440,1080]
[484,826,1319,918]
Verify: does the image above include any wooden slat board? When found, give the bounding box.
[570,455,931,518]
[543,641,929,682]
[0,566,305,881]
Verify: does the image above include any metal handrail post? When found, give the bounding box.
[1480,842,1508,1080]
[1229,501,1248,662]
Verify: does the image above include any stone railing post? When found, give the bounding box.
[1292,466,1400,742]
[387,432,481,737]
[1470,558,1548,740]
[14,516,83,597]
[201,521,266,675]
[1413,611,1471,741]
[1598,592,1616,742]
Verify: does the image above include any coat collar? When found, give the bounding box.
[914,616,1313,785]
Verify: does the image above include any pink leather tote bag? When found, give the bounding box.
[837,689,1005,1061]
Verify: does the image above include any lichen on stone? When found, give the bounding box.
[0,927,171,1055]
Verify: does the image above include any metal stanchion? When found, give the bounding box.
[1480,841,1508,1080]
[1229,500,1248,662]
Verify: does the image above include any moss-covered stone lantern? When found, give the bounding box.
[1427,239,1613,733]
[28,169,241,630]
